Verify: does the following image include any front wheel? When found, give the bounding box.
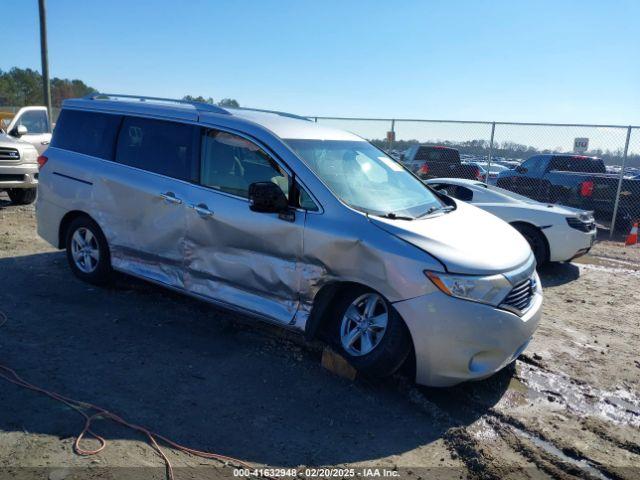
[331,288,411,378]
[65,216,112,285]
[7,188,37,205]
[513,223,549,266]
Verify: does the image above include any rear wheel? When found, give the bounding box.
[65,216,112,285]
[513,223,549,266]
[331,287,411,378]
[7,188,37,205]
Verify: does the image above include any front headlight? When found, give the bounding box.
[22,147,38,164]
[425,270,512,306]
[577,211,594,223]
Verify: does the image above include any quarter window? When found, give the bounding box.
[115,117,199,181]
[298,186,319,211]
[200,130,289,199]
[51,109,121,160]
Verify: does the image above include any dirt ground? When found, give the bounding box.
[0,192,639,480]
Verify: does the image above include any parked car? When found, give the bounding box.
[0,106,52,154]
[425,178,597,265]
[496,154,640,231]
[0,129,40,204]
[496,159,522,170]
[400,145,485,181]
[37,94,541,387]
[477,162,509,183]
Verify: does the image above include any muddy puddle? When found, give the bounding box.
[574,254,640,272]
[516,363,640,427]
[510,424,613,480]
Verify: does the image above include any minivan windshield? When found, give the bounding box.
[285,139,445,218]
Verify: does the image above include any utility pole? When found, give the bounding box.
[38,0,52,131]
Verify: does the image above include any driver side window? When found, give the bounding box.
[17,110,49,134]
[200,129,289,199]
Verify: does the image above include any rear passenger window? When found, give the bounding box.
[51,110,121,160]
[549,157,569,171]
[551,156,604,174]
[115,117,199,181]
[200,130,289,199]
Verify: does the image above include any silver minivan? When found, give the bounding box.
[36,94,542,387]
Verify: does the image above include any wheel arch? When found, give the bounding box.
[510,221,550,263]
[58,210,99,248]
[304,281,407,341]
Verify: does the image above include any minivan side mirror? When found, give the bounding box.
[11,125,28,137]
[248,181,289,213]
[515,165,527,174]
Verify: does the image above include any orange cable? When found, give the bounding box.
[0,310,262,480]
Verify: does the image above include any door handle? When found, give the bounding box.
[189,203,214,218]
[41,141,50,145]
[160,192,183,205]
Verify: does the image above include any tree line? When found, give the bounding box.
[0,67,240,110]
[0,67,96,108]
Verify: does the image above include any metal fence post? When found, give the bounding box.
[610,126,632,237]
[388,119,396,152]
[484,122,496,184]
[38,0,52,131]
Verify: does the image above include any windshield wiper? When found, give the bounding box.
[416,205,455,218]
[379,212,414,221]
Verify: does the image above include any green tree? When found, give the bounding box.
[217,98,239,108]
[182,95,240,108]
[0,67,97,108]
[182,95,214,104]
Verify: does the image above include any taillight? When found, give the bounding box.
[580,180,594,197]
[37,155,48,169]
[475,168,483,181]
[419,164,429,175]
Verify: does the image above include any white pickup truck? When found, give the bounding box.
[0,106,52,204]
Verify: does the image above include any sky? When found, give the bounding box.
[3,0,639,127]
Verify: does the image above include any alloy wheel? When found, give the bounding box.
[340,293,388,356]
[71,227,100,273]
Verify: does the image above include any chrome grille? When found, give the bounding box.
[0,147,20,162]
[501,276,536,314]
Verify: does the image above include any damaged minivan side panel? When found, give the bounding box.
[291,210,446,330]
[183,184,304,325]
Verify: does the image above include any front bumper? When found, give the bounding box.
[545,224,596,262]
[0,163,38,189]
[394,290,542,387]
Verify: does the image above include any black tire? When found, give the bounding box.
[513,223,549,266]
[330,286,411,378]
[65,216,112,285]
[7,188,37,205]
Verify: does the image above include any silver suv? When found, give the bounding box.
[36,94,542,387]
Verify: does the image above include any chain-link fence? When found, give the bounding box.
[311,116,640,238]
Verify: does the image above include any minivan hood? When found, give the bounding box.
[370,201,532,275]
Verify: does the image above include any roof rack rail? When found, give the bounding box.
[234,106,311,121]
[83,93,230,115]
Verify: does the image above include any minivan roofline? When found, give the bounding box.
[83,92,230,115]
[80,93,311,123]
